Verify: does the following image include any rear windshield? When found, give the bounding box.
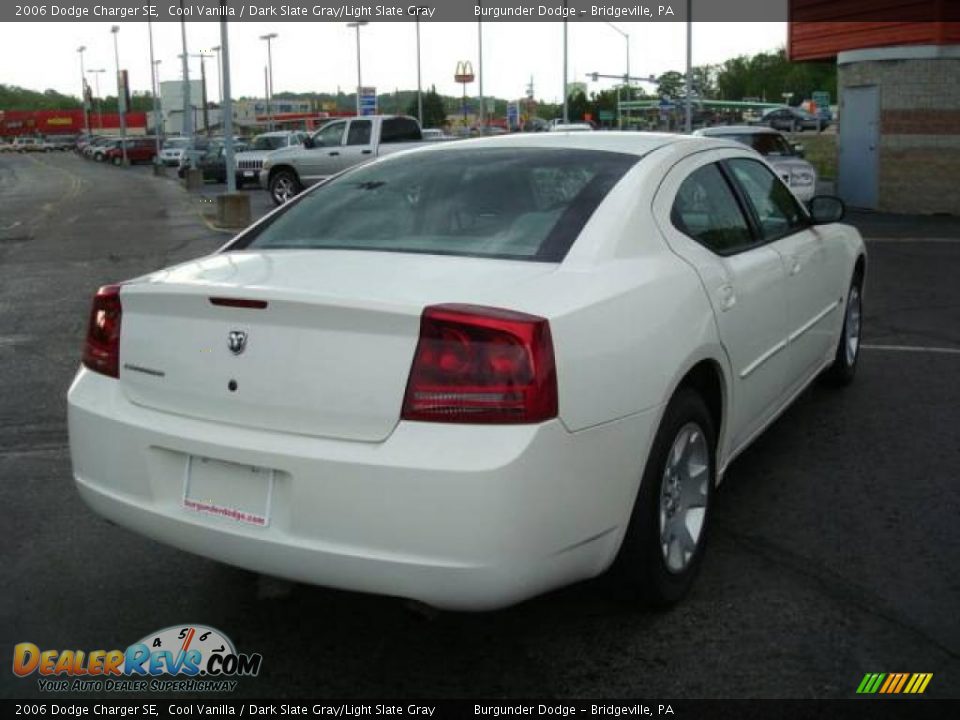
[238,148,638,262]
[250,135,288,150]
[163,138,190,149]
[726,133,795,157]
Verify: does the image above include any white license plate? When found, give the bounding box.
[243,170,255,177]
[182,455,274,527]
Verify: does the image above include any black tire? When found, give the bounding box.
[112,156,122,166]
[268,168,302,206]
[824,269,864,386]
[613,387,716,608]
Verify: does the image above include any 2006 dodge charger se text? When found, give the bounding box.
[67,133,866,610]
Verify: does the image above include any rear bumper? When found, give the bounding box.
[68,369,657,610]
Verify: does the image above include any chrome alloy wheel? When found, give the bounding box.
[659,422,710,574]
[272,175,296,204]
[844,286,862,366]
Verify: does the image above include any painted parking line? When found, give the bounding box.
[865,238,959,244]
[861,344,960,355]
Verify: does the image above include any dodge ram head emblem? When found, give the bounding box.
[227,330,248,355]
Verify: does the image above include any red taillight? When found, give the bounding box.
[82,284,122,378]
[401,304,558,424]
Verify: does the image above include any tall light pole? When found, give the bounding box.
[478,18,484,130]
[87,69,105,130]
[220,1,236,193]
[77,46,90,138]
[110,25,128,166]
[605,23,629,130]
[415,19,422,124]
[562,6,569,124]
[259,33,278,130]
[147,22,162,162]
[346,22,368,116]
[210,45,222,104]
[179,0,193,143]
[685,0,693,133]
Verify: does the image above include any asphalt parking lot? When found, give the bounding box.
[1,151,958,700]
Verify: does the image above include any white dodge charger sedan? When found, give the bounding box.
[68,133,865,610]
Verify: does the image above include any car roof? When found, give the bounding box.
[407,131,726,157]
[695,125,780,136]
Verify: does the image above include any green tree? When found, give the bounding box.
[406,86,447,128]
[656,71,685,99]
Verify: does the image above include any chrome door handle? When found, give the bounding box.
[790,259,802,275]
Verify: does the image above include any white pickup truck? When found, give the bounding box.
[259,115,428,205]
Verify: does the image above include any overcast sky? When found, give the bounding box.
[2,21,786,103]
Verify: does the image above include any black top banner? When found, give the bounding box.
[7,0,959,23]
[2,699,959,719]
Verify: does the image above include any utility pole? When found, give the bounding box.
[210,45,222,103]
[415,19,423,124]
[220,1,236,193]
[346,22,368,116]
[685,0,693,133]
[110,25,128,166]
[259,33,278,130]
[88,70,105,130]
[562,2,569,124]
[147,22,161,162]
[478,17,484,130]
[179,0,193,147]
[77,46,90,138]
[191,53,213,135]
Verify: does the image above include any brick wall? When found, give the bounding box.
[839,55,960,214]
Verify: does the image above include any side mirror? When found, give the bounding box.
[792,143,805,158]
[303,136,315,149]
[809,195,845,224]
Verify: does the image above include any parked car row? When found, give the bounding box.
[0,135,77,152]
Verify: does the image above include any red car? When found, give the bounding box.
[104,138,158,165]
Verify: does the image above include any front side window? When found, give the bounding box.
[236,148,638,262]
[314,122,346,148]
[726,158,807,241]
[671,163,754,255]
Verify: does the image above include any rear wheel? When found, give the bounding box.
[112,156,122,166]
[614,388,716,607]
[269,169,301,205]
[824,271,863,386]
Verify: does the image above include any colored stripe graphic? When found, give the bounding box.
[857,673,933,694]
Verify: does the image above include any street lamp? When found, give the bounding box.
[346,22,368,116]
[87,69,105,130]
[259,33,278,130]
[110,25,128,166]
[77,46,90,137]
[605,23,630,129]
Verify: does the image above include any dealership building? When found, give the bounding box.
[790,5,960,214]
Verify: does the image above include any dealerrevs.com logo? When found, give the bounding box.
[12,625,262,693]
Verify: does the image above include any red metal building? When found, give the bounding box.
[0,109,147,138]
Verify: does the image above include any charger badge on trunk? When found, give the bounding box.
[228,330,248,356]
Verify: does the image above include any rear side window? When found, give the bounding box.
[671,163,754,255]
[381,117,422,143]
[726,158,807,241]
[236,148,638,262]
[347,120,372,146]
